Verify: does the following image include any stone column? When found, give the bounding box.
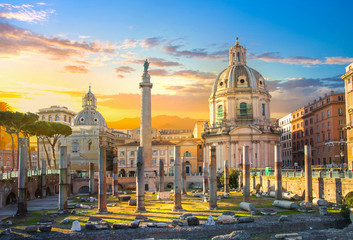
[159,158,164,192]
[173,146,183,211]
[67,154,71,197]
[274,145,282,200]
[136,147,146,212]
[139,61,153,176]
[305,145,312,203]
[209,146,218,209]
[182,156,187,194]
[203,145,209,194]
[113,157,119,197]
[41,159,47,198]
[98,146,107,213]
[243,145,250,202]
[89,162,95,196]
[59,146,68,210]
[17,137,28,215]
[224,160,229,193]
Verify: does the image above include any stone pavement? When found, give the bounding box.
[0,196,60,219]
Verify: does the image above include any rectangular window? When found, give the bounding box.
[328,132,331,141]
[153,150,158,155]
[170,150,174,155]
[310,118,313,124]
[322,112,324,120]
[310,128,313,135]
[317,125,319,131]
[327,98,330,103]
[120,160,125,165]
[262,103,266,116]
[305,120,308,126]
[327,110,330,117]
[130,151,135,156]
[328,121,331,127]
[119,151,125,156]
[293,125,296,130]
[322,133,325,141]
[130,159,134,166]
[339,108,343,115]
[339,120,344,125]
[317,135,320,143]
[322,123,324,129]
[316,114,319,122]
[340,130,344,139]
[152,158,157,165]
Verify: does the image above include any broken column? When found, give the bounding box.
[41,159,47,198]
[67,154,71,197]
[209,146,218,209]
[136,147,146,212]
[89,162,94,196]
[243,145,250,203]
[173,146,183,211]
[224,160,229,193]
[113,157,119,197]
[98,146,107,213]
[159,158,164,192]
[203,145,209,194]
[59,146,68,210]
[305,145,312,203]
[182,156,187,194]
[274,145,282,200]
[17,137,28,215]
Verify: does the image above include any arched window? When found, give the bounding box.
[216,105,224,123]
[88,141,92,151]
[42,115,45,121]
[68,117,71,123]
[240,102,247,115]
[237,52,240,62]
[64,115,67,122]
[55,115,59,121]
[48,115,52,121]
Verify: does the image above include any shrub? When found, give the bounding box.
[219,168,239,189]
[341,191,353,219]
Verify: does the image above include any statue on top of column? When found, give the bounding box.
[144,59,149,72]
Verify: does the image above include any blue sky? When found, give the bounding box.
[0,0,352,122]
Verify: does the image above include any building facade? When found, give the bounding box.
[37,105,76,126]
[342,62,353,169]
[278,114,292,167]
[202,39,281,171]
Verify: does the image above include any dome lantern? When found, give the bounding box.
[229,37,247,66]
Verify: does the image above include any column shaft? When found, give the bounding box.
[41,159,47,198]
[243,146,250,202]
[98,146,107,213]
[224,160,229,193]
[305,145,312,202]
[89,162,95,196]
[173,146,183,210]
[136,147,146,212]
[17,137,28,215]
[209,146,218,209]
[275,145,282,200]
[203,145,209,194]
[59,146,68,210]
[182,156,187,194]
[113,157,119,197]
[159,159,164,192]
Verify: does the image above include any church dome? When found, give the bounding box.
[73,86,107,128]
[211,38,268,98]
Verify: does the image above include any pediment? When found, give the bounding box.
[229,125,262,135]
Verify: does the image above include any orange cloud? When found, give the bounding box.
[63,65,89,74]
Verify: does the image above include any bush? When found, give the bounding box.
[341,191,353,219]
[219,168,239,189]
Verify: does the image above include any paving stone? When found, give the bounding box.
[237,217,255,223]
[113,223,130,229]
[171,220,183,227]
[211,230,251,240]
[25,225,38,233]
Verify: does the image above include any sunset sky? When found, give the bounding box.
[1,0,353,126]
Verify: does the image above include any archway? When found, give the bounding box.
[78,186,89,194]
[6,192,17,205]
[35,188,41,198]
[166,182,174,189]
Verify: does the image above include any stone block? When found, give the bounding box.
[39,225,52,232]
[187,216,199,226]
[25,226,37,233]
[113,223,130,229]
[275,233,299,239]
[128,199,136,206]
[130,221,140,228]
[157,192,171,201]
[179,213,193,220]
[222,211,236,216]
[71,220,81,232]
[119,196,131,202]
[172,220,183,227]
[205,215,215,225]
[217,215,235,224]
[211,230,251,240]
[237,217,255,223]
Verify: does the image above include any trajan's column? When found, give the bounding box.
[139,59,156,191]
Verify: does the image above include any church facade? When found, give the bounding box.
[202,39,280,171]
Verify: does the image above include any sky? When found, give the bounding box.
[1,0,353,125]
